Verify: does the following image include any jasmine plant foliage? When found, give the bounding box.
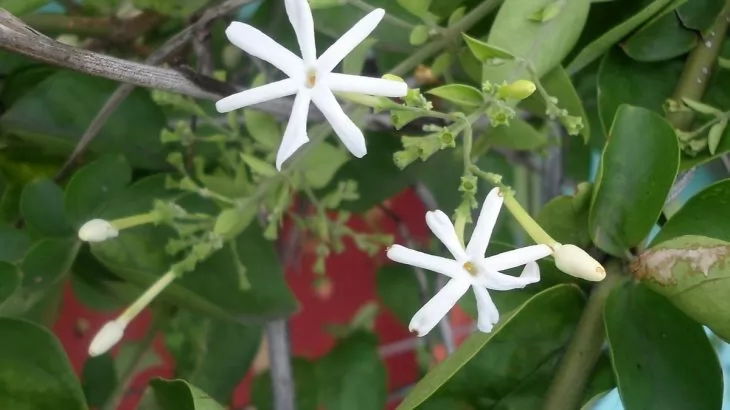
[2,0,730,409]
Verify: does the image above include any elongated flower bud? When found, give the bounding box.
[78,219,118,243]
[497,80,537,101]
[553,244,606,281]
[88,320,127,356]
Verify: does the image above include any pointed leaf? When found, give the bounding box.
[64,155,132,227]
[20,178,73,237]
[427,84,484,108]
[149,378,226,410]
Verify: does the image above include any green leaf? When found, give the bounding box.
[604,280,722,409]
[0,262,20,306]
[653,179,730,245]
[318,331,387,410]
[520,65,591,142]
[303,142,349,189]
[396,0,432,19]
[252,358,320,410]
[409,25,430,46]
[343,38,378,75]
[0,0,50,15]
[0,317,87,410]
[20,178,73,237]
[566,0,677,73]
[637,235,730,342]
[589,105,679,257]
[165,310,262,404]
[0,183,22,224]
[149,378,226,410]
[677,0,725,32]
[64,155,132,227]
[597,47,683,134]
[0,71,167,169]
[0,225,31,263]
[243,109,280,151]
[82,354,117,408]
[622,11,696,62]
[91,175,298,322]
[537,183,592,248]
[481,117,547,150]
[461,34,516,62]
[482,0,591,83]
[426,84,484,108]
[397,284,585,409]
[376,264,425,327]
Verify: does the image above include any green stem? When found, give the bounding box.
[667,4,730,130]
[102,310,169,410]
[542,263,625,410]
[348,0,414,30]
[389,0,504,76]
[111,212,160,230]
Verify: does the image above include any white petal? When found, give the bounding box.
[328,73,408,97]
[409,278,470,337]
[216,79,299,113]
[311,88,366,157]
[478,262,541,291]
[483,244,552,271]
[88,320,127,356]
[225,22,303,78]
[472,285,499,332]
[466,187,504,258]
[285,0,317,65]
[425,210,468,261]
[386,244,463,279]
[276,90,312,170]
[317,8,385,72]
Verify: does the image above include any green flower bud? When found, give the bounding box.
[393,148,420,170]
[497,80,537,101]
[458,175,478,194]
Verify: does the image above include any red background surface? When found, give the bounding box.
[52,188,473,409]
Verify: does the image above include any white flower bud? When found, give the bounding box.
[552,244,606,282]
[88,320,127,356]
[78,219,118,242]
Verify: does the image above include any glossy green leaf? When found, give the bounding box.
[0,262,20,306]
[677,0,725,32]
[243,109,280,152]
[589,105,679,256]
[82,354,117,408]
[397,284,585,409]
[520,65,591,142]
[376,264,425,327]
[91,175,298,322]
[427,84,484,108]
[252,358,320,410]
[165,310,262,404]
[566,0,676,73]
[537,183,592,248]
[149,378,225,410]
[462,33,516,62]
[481,117,547,150]
[597,47,683,133]
[64,155,132,227]
[0,317,87,410]
[482,0,591,83]
[0,225,31,263]
[303,142,348,189]
[622,11,696,62]
[637,235,730,342]
[20,178,73,237]
[0,183,22,224]
[0,71,167,169]
[604,280,722,410]
[653,179,730,245]
[318,331,387,410]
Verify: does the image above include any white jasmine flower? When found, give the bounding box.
[387,188,553,336]
[78,219,118,243]
[215,0,408,170]
[88,320,126,357]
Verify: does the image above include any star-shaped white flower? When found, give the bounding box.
[386,188,553,336]
[216,0,408,170]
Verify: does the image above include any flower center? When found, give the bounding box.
[305,68,317,88]
[463,261,478,276]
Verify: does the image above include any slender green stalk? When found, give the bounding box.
[667,4,730,130]
[542,263,625,410]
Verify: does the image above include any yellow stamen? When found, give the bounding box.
[463,261,478,276]
[306,69,317,88]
